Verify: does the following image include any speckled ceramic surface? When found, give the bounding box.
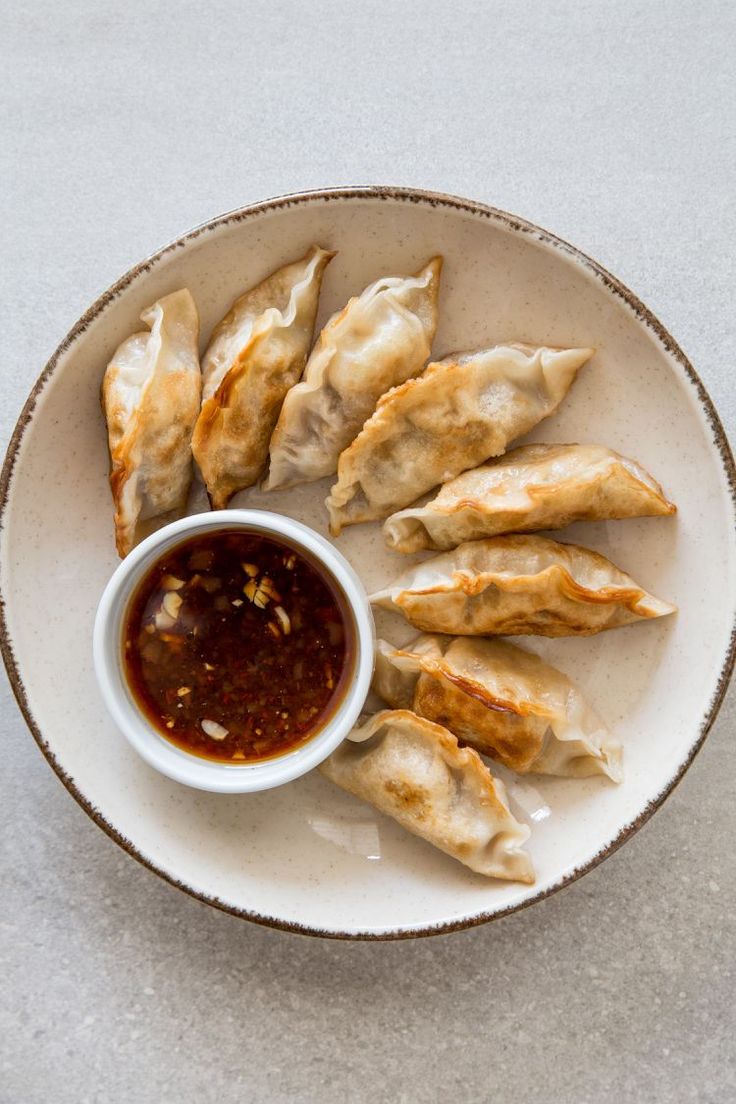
[2,187,734,938]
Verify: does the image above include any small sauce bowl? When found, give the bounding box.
[93,510,375,793]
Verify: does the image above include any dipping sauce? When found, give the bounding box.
[123,530,354,763]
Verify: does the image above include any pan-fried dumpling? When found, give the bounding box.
[192,246,334,508]
[327,343,594,534]
[384,443,677,553]
[320,709,533,882]
[370,534,676,636]
[264,257,442,490]
[374,636,622,781]
[102,289,201,558]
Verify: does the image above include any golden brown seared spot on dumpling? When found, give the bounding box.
[326,343,594,534]
[373,635,622,781]
[192,246,334,509]
[370,534,676,637]
[265,256,442,491]
[319,708,534,882]
[102,289,201,558]
[383,443,677,553]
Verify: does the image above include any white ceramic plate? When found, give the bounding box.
[2,187,734,939]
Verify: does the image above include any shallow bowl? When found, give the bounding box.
[1,187,734,938]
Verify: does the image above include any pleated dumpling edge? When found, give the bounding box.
[369,534,676,637]
[192,245,334,509]
[320,708,535,884]
[326,343,594,535]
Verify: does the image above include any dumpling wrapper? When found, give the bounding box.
[326,343,593,534]
[373,635,622,781]
[370,534,676,636]
[320,709,534,883]
[192,246,334,508]
[102,289,201,558]
[264,256,442,490]
[383,443,677,553]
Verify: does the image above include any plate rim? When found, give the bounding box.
[2,184,735,940]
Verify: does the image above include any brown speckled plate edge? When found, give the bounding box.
[1,185,735,940]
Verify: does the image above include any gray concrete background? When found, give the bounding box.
[2,2,735,1101]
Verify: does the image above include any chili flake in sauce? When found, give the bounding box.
[123,530,354,762]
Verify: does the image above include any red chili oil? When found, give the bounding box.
[122,529,354,763]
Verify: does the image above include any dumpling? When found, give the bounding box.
[373,636,622,780]
[326,343,594,534]
[102,289,201,558]
[192,246,334,509]
[383,443,677,553]
[319,709,534,882]
[370,534,676,636]
[264,256,442,490]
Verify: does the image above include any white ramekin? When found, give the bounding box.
[93,510,375,793]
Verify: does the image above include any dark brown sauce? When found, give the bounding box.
[123,530,354,763]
